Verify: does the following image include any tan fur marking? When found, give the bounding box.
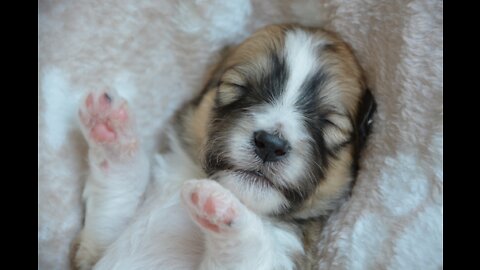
[293,145,354,219]
[184,89,217,158]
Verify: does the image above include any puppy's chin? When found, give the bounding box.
[212,170,289,215]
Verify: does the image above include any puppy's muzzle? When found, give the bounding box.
[253,130,290,162]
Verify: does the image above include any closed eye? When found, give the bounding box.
[320,112,350,130]
[217,81,247,106]
[320,113,353,149]
[219,81,247,90]
[322,118,340,130]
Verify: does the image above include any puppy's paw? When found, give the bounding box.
[73,246,95,270]
[182,180,243,234]
[78,89,138,159]
[72,232,101,270]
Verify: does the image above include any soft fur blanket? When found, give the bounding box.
[38,1,443,269]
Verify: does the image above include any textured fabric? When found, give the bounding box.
[38,1,443,269]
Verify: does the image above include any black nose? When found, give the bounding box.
[253,130,289,162]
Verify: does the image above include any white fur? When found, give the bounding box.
[82,125,303,270]
[283,30,321,106]
[215,169,289,214]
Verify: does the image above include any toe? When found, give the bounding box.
[204,196,216,216]
[98,92,112,112]
[111,104,129,122]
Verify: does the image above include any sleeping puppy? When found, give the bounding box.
[73,24,376,270]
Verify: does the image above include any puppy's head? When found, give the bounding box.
[200,25,375,218]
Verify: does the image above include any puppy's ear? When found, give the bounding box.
[191,46,236,106]
[203,46,236,91]
[355,88,376,152]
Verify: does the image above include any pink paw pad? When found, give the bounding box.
[91,123,116,142]
[79,91,131,144]
[183,181,239,233]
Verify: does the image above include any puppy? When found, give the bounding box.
[73,24,376,270]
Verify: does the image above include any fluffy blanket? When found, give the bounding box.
[38,1,443,269]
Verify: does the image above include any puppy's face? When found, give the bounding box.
[201,25,374,218]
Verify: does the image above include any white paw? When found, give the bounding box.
[182,180,244,234]
[78,89,138,159]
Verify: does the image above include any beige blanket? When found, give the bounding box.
[38,0,443,269]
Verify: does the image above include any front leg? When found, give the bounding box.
[74,89,150,270]
[181,180,302,270]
